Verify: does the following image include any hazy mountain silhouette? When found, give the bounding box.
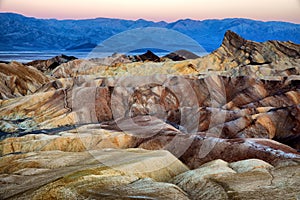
[1,13,299,52]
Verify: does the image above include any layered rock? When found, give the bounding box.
[0,30,300,199]
[52,53,132,78]
[195,30,300,73]
[1,74,299,150]
[0,126,136,156]
[50,30,300,78]
[0,62,51,100]
[172,159,300,200]
[0,148,189,199]
[25,54,77,73]
[0,31,300,199]
[163,49,200,61]
[1,116,299,169]
[130,50,161,62]
[0,148,298,200]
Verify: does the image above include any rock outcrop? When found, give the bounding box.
[1,74,299,150]
[0,149,189,199]
[163,49,200,61]
[0,62,51,100]
[130,50,161,62]
[0,148,298,200]
[25,54,77,73]
[172,159,300,200]
[0,30,300,199]
[1,116,299,170]
[218,29,296,73]
[50,30,300,78]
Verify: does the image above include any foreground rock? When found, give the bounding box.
[172,159,300,200]
[0,148,298,200]
[0,148,189,199]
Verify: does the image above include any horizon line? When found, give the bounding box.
[1,11,300,25]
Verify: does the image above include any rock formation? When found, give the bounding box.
[25,54,77,73]
[0,30,300,199]
[130,50,161,62]
[172,159,300,200]
[0,149,189,199]
[0,149,298,199]
[163,49,200,61]
[0,62,50,99]
[1,75,299,150]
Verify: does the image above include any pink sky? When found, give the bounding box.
[0,0,299,23]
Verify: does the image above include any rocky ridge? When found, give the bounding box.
[48,31,300,78]
[0,31,299,199]
[1,149,299,199]
[25,54,77,73]
[0,62,51,100]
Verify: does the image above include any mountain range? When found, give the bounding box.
[0,12,300,52]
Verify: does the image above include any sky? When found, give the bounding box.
[0,0,300,23]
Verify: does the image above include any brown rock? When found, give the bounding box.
[0,148,189,199]
[1,74,300,151]
[0,125,138,156]
[172,158,300,200]
[52,53,132,78]
[0,62,50,99]
[132,50,161,62]
[25,54,77,73]
[180,136,300,168]
[137,132,300,168]
[172,159,236,200]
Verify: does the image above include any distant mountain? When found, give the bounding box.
[0,13,299,52]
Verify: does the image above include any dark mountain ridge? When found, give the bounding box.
[0,12,300,52]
